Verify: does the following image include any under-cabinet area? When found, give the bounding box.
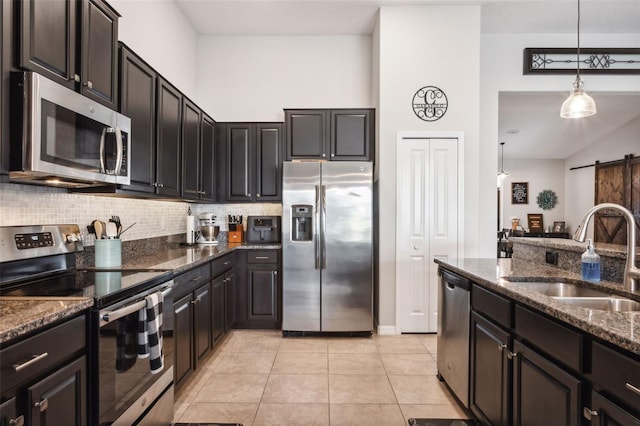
[436,262,640,426]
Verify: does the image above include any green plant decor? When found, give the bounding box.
[537,190,558,210]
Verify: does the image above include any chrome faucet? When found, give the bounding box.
[573,203,639,292]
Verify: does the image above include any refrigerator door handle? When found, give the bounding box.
[315,185,321,270]
[321,185,327,269]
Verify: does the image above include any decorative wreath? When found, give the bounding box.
[536,190,558,210]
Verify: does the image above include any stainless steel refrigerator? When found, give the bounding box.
[282,161,373,333]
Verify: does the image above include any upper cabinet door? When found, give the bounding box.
[119,44,156,193]
[181,98,202,200]
[255,123,282,201]
[81,0,119,109]
[225,124,253,202]
[200,114,216,202]
[20,0,77,89]
[330,109,373,161]
[285,110,328,160]
[156,77,182,197]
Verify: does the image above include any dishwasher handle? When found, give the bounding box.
[440,268,471,291]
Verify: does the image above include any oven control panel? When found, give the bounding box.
[15,232,54,249]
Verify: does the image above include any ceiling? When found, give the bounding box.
[172,0,640,160]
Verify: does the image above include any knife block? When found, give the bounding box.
[228,230,243,243]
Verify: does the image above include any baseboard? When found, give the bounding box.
[377,325,397,335]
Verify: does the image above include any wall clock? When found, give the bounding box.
[412,86,448,121]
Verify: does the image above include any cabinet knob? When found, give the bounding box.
[497,343,507,351]
[8,415,24,426]
[86,81,93,89]
[507,351,517,359]
[583,407,598,420]
[257,193,261,197]
[331,153,335,157]
[34,398,48,412]
[322,153,326,158]
[73,74,80,82]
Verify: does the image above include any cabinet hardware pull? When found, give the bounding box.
[34,398,48,412]
[507,351,517,359]
[8,415,24,426]
[498,343,507,351]
[86,81,93,89]
[191,299,198,304]
[322,153,326,157]
[255,256,269,260]
[74,74,80,82]
[223,261,231,266]
[583,407,598,420]
[331,153,335,157]
[257,194,261,197]
[625,382,640,396]
[274,271,278,275]
[13,352,49,372]
[190,276,202,282]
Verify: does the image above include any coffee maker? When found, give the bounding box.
[198,213,219,244]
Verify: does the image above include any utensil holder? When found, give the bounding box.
[95,239,122,268]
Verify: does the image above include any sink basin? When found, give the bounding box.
[515,282,610,298]
[551,296,640,312]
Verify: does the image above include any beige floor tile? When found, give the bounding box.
[223,335,283,353]
[175,369,212,404]
[262,374,329,403]
[400,403,469,421]
[271,351,328,374]
[329,374,397,404]
[327,339,377,354]
[214,352,276,374]
[328,353,386,375]
[416,334,438,355]
[194,373,269,403]
[330,403,406,426]
[380,353,437,375]
[279,338,329,353]
[177,402,258,424]
[254,403,329,425]
[375,336,428,354]
[388,375,453,405]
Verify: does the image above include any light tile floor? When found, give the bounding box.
[174,330,469,425]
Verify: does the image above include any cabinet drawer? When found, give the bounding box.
[247,250,278,264]
[472,284,512,329]
[591,341,640,411]
[0,315,85,391]
[514,305,583,372]
[212,252,235,275]
[174,263,211,297]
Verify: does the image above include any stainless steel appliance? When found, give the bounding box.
[198,213,219,245]
[246,216,281,244]
[437,268,471,408]
[282,161,373,333]
[0,225,174,425]
[10,71,131,188]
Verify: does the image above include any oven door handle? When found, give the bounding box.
[99,283,173,326]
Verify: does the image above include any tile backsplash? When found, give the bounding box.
[0,183,282,246]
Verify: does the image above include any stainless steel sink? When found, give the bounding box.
[550,296,640,312]
[514,282,610,298]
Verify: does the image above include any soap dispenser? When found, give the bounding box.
[581,238,601,282]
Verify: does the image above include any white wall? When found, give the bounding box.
[109,0,199,100]
[195,36,373,121]
[500,159,566,232]
[376,5,481,329]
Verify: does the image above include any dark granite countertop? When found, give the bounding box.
[0,297,94,344]
[434,258,640,355]
[510,237,633,259]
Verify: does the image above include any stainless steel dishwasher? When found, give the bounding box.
[437,267,471,408]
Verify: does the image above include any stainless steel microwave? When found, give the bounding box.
[10,71,131,188]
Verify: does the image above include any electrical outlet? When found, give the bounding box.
[545,251,558,265]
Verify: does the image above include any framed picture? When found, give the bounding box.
[553,221,565,232]
[527,213,544,233]
[512,182,528,204]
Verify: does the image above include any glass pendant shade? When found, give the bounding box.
[560,76,597,118]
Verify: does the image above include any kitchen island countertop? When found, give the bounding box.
[435,258,640,355]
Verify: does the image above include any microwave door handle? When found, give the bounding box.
[114,127,123,176]
[99,127,107,173]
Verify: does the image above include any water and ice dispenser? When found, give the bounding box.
[291,205,313,242]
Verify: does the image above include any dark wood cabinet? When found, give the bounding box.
[246,264,279,323]
[200,114,216,201]
[512,339,582,426]
[27,356,86,426]
[0,397,19,426]
[156,77,182,197]
[285,109,374,161]
[587,391,640,425]
[470,312,511,426]
[224,269,237,331]
[119,44,156,193]
[194,282,212,363]
[173,293,194,388]
[0,0,11,178]
[211,274,226,345]
[181,98,202,199]
[218,122,282,202]
[19,0,119,110]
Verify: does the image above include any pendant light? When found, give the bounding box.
[497,142,509,186]
[560,0,596,118]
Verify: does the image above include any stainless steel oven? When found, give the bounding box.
[10,71,131,188]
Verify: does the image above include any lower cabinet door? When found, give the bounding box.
[225,271,236,331]
[173,293,194,388]
[194,282,212,364]
[512,340,582,426]
[588,391,640,426]
[246,264,278,322]
[28,356,86,426]
[470,312,511,426]
[0,397,22,426]
[212,275,226,345]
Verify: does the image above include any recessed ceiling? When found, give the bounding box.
[174,0,640,36]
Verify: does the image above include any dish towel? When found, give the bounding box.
[138,291,164,374]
